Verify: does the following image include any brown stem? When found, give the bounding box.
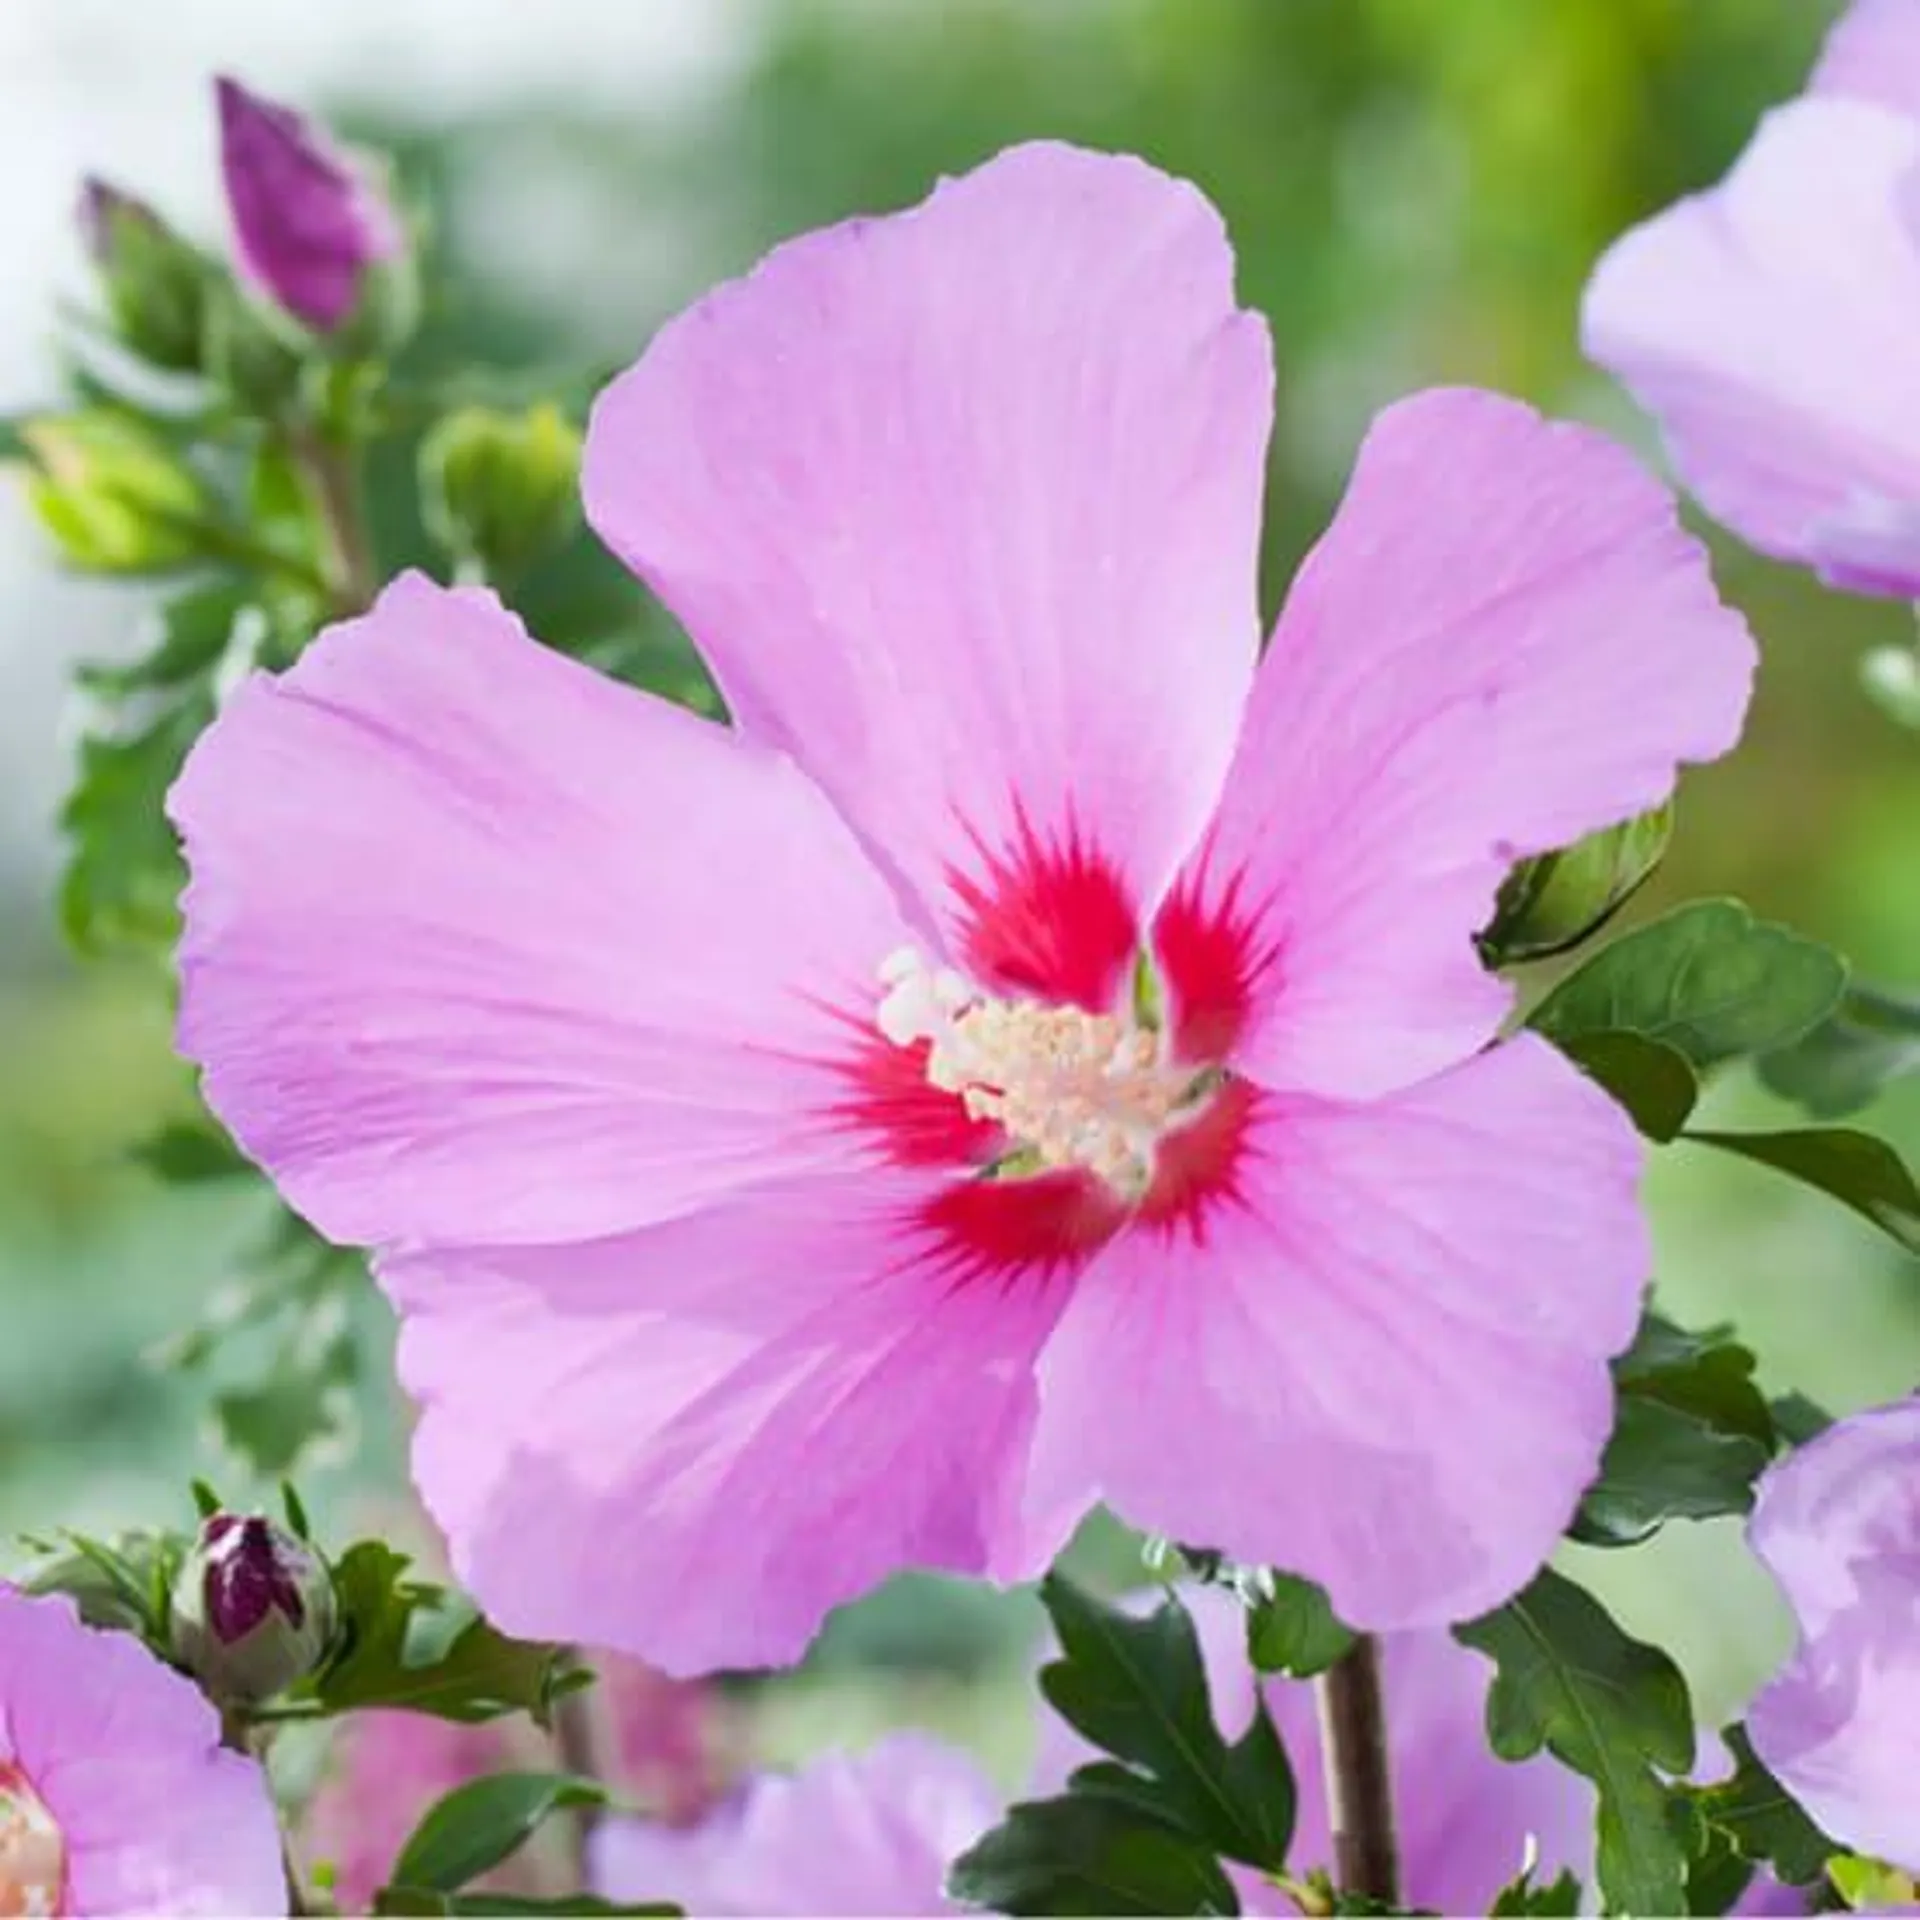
[1313,1635,1401,1907]
[551,1662,606,1873]
[293,431,378,615]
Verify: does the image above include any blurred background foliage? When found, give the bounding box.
[3,0,1916,1772]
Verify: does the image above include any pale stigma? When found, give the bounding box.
[876,947,1197,1195]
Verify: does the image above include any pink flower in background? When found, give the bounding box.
[591,1732,998,1917]
[0,1587,283,1915]
[172,142,1753,1675]
[299,1709,538,1916]
[216,75,401,332]
[1034,1589,1593,1915]
[1746,1398,1920,1871]
[1583,0,1920,595]
[298,1653,727,1911]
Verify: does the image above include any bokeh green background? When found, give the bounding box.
[4,0,1916,1770]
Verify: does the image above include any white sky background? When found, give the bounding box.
[0,0,758,896]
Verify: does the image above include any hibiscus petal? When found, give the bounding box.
[1746,1398,1920,1868]
[1027,1035,1647,1630]
[384,1171,1078,1676]
[1158,388,1750,1097]
[1583,97,1920,593]
[170,573,915,1249]
[590,1732,999,1916]
[0,1590,285,1917]
[1813,0,1920,117]
[584,142,1271,969]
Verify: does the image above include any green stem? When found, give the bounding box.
[1313,1635,1401,1907]
[292,431,378,615]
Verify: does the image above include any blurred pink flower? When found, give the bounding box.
[1746,1398,1920,1872]
[1583,0,1920,594]
[216,76,401,333]
[298,1708,536,1916]
[0,1587,283,1915]
[591,1731,997,1917]
[297,1652,727,1911]
[172,141,1753,1676]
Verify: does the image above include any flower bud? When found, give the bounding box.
[1481,802,1673,966]
[215,75,408,344]
[76,176,208,372]
[421,404,583,579]
[171,1513,336,1704]
[19,411,213,575]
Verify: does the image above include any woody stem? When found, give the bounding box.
[1313,1634,1401,1907]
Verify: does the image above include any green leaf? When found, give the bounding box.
[1688,1127,1920,1256]
[1245,1573,1355,1679]
[300,1542,585,1727]
[1489,1865,1582,1915]
[945,1797,1239,1917]
[1481,803,1672,966]
[1611,1312,1774,1446]
[130,1121,253,1185]
[211,1317,358,1478]
[1669,1789,1756,1917]
[1456,1569,1693,1917]
[1573,1310,1777,1548]
[1572,1397,1771,1547]
[388,1773,608,1896]
[1760,983,1920,1118]
[1769,1392,1834,1447]
[377,1898,680,1918]
[20,1527,185,1642]
[60,692,210,952]
[1529,899,1846,1073]
[1039,1574,1294,1871]
[1690,1724,1835,1888]
[1558,1032,1699,1141]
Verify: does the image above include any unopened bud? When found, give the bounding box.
[19,411,212,575]
[171,1513,335,1704]
[421,404,583,579]
[1481,803,1673,967]
[76,176,208,372]
[215,75,410,348]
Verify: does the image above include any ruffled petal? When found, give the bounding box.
[1158,389,1750,1097]
[0,1589,284,1917]
[1583,97,1920,594]
[1746,1398,1920,1869]
[590,1732,999,1915]
[171,573,915,1249]
[1813,0,1920,118]
[585,142,1271,980]
[1027,1035,1647,1630]
[384,1172,1078,1677]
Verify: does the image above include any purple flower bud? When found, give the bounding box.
[74,177,208,370]
[75,176,163,269]
[172,1512,336,1704]
[215,75,402,334]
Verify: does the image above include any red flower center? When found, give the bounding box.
[832,820,1268,1286]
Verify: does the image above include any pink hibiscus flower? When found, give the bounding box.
[170,142,1753,1676]
[1746,1398,1920,1872]
[0,1587,284,1915]
[1583,0,1920,594]
[590,1732,998,1917]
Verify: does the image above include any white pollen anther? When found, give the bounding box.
[875,949,1199,1195]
